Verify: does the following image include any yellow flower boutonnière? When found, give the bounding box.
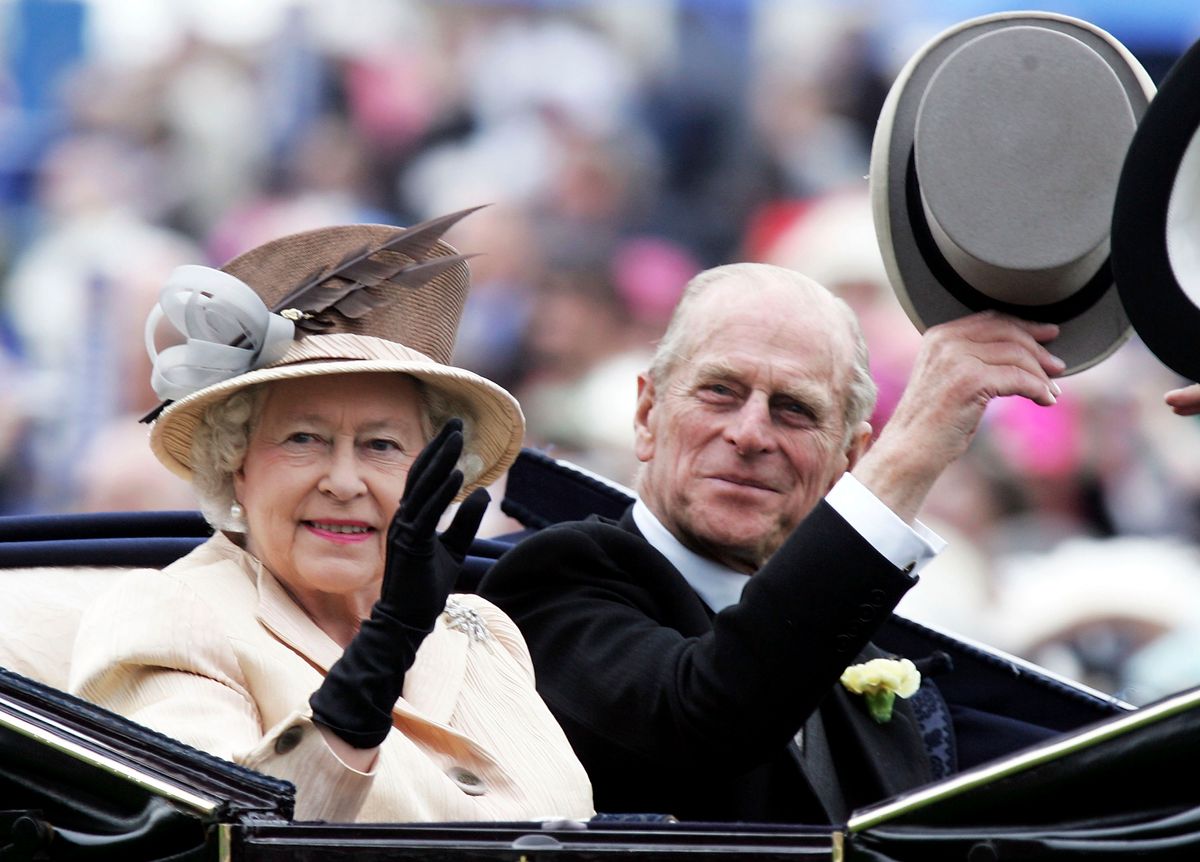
[839,657,921,724]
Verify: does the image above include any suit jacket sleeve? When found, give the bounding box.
[479,501,917,778]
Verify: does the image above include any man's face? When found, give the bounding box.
[634,278,868,573]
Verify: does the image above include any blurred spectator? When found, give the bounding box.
[205,113,397,262]
[992,536,1200,702]
[71,416,197,513]
[611,234,702,344]
[515,251,639,482]
[154,39,275,235]
[2,132,201,512]
[510,231,698,487]
[447,203,544,393]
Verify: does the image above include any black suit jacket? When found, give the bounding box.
[479,502,940,824]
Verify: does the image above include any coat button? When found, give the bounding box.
[448,767,486,796]
[274,725,304,754]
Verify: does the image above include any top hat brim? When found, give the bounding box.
[870,12,1156,375]
[1112,37,1200,381]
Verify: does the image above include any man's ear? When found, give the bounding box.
[844,420,873,471]
[633,372,657,463]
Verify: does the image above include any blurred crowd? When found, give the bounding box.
[3,0,1200,704]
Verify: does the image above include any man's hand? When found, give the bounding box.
[853,311,1064,522]
[1165,383,1200,416]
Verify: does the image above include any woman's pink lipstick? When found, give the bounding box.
[303,520,375,544]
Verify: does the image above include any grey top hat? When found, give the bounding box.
[870,12,1156,375]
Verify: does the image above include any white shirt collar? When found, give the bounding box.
[631,498,749,612]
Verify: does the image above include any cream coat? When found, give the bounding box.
[69,534,593,823]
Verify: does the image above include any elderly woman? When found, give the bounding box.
[69,211,594,822]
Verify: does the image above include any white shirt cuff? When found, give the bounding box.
[825,474,946,576]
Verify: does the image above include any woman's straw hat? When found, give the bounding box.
[144,208,523,495]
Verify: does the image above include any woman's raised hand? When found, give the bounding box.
[382,418,490,630]
[310,418,490,750]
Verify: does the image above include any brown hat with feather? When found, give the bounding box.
[143,208,523,496]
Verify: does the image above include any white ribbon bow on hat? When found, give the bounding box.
[145,265,296,401]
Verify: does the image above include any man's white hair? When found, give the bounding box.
[647,262,878,440]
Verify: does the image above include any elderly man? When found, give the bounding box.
[479,263,1063,823]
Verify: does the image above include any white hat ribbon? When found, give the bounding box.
[145,265,296,400]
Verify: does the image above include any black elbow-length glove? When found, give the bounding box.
[309,418,490,749]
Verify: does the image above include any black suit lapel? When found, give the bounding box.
[823,645,935,807]
[614,508,716,632]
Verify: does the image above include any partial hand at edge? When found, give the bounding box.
[853,311,1064,524]
[1165,382,1200,416]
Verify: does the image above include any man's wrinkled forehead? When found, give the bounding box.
[678,277,853,358]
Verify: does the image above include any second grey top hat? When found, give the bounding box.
[870,11,1156,375]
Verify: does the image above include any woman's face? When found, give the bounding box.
[233,373,428,616]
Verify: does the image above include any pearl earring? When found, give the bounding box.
[230,502,244,521]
